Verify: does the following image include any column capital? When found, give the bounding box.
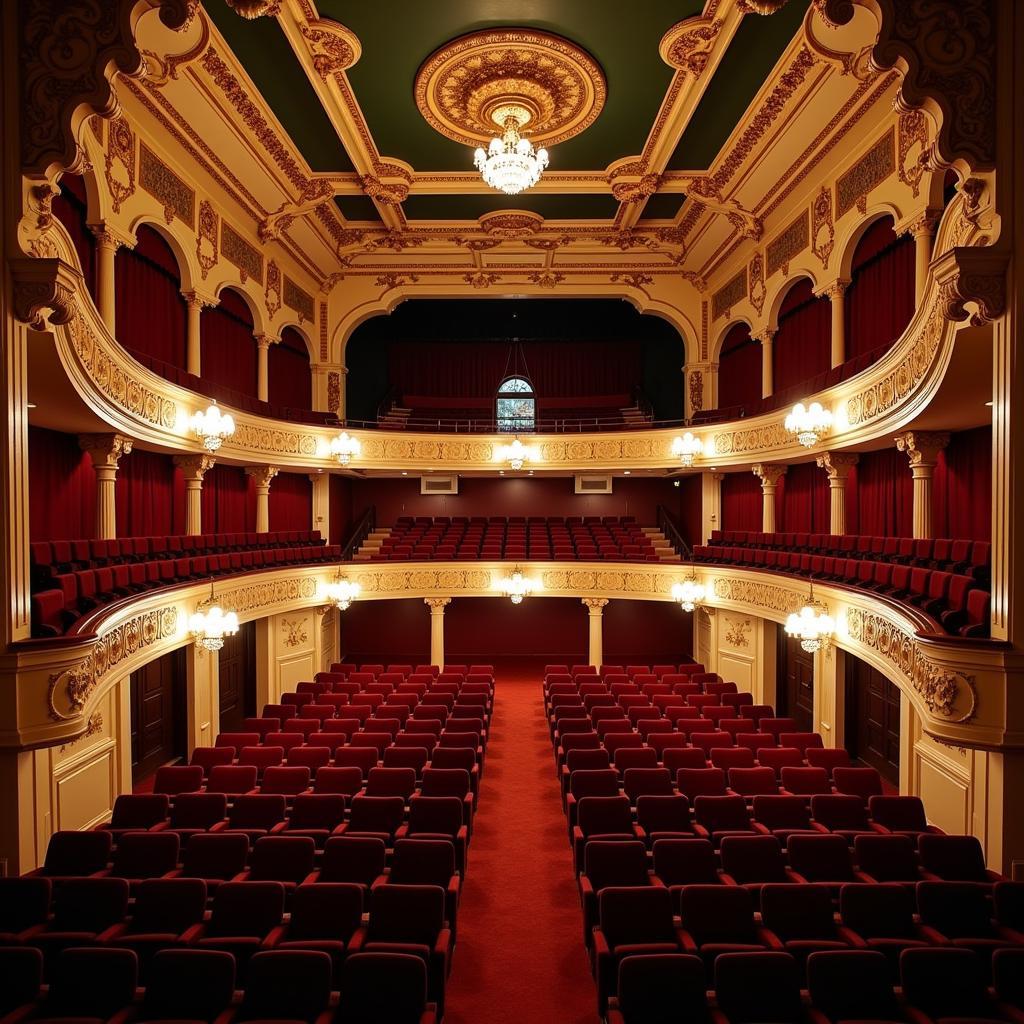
[752,463,787,487]
[182,288,217,311]
[815,451,858,480]
[425,597,451,612]
[173,454,216,481]
[88,222,133,251]
[754,328,777,344]
[254,333,278,351]
[245,465,279,488]
[818,278,851,301]
[78,433,133,469]
[895,431,950,468]
[906,209,943,238]
[582,597,609,612]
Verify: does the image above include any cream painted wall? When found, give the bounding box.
[262,607,338,702]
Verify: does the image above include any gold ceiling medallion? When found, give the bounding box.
[414,29,606,149]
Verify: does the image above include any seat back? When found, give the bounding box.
[337,952,429,1024]
[760,883,836,939]
[206,880,285,937]
[806,950,901,1021]
[367,883,445,944]
[143,949,235,1021]
[240,950,332,1023]
[598,885,676,946]
[839,882,916,937]
[615,953,709,1024]
[47,948,138,1019]
[679,885,758,943]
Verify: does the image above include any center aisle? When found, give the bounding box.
[443,660,599,1024]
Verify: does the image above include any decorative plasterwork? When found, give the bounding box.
[196,199,218,279]
[104,116,137,214]
[836,128,895,217]
[479,211,543,237]
[413,29,607,148]
[265,259,282,319]
[139,142,195,226]
[221,221,264,285]
[765,209,809,277]
[897,109,930,198]
[660,16,725,78]
[810,186,835,269]
[281,617,309,648]
[283,276,314,322]
[748,253,766,315]
[299,18,360,80]
[712,269,747,320]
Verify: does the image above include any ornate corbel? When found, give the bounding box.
[10,257,80,330]
[738,0,793,13]
[223,0,280,18]
[816,451,859,480]
[894,431,949,468]
[660,15,724,78]
[299,17,361,80]
[930,247,1008,326]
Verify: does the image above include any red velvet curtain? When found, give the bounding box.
[269,472,312,532]
[850,448,913,537]
[329,475,352,546]
[268,327,312,411]
[778,462,830,532]
[773,279,831,393]
[933,426,991,540]
[844,218,916,360]
[678,475,703,548]
[52,174,96,300]
[721,473,763,532]
[717,323,761,410]
[387,340,641,398]
[29,427,96,540]
[115,449,183,537]
[201,464,255,534]
[201,289,258,398]
[115,225,188,369]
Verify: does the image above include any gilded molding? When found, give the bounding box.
[221,221,264,285]
[196,199,218,279]
[284,277,315,322]
[299,18,359,80]
[712,269,747,320]
[810,185,836,269]
[836,128,896,217]
[139,142,195,226]
[661,16,724,77]
[105,116,137,214]
[766,209,809,277]
[748,253,766,316]
[11,257,79,330]
[265,260,282,319]
[897,109,930,198]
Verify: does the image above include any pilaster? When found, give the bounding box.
[582,598,608,670]
[255,334,273,403]
[700,472,724,544]
[78,433,133,540]
[908,211,941,304]
[685,362,717,421]
[309,471,330,539]
[425,597,451,669]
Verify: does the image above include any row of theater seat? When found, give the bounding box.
[694,538,990,637]
[544,669,1019,1020]
[30,533,340,638]
[372,516,660,561]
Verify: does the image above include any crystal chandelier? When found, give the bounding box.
[189,604,240,652]
[499,566,537,604]
[474,107,549,196]
[329,432,361,467]
[785,603,834,653]
[672,432,704,467]
[785,402,833,448]
[672,577,706,613]
[191,401,235,452]
[496,438,537,471]
[325,577,360,611]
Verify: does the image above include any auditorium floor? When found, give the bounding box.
[443,658,599,1024]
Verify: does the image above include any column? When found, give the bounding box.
[894,431,949,539]
[815,452,858,535]
[825,281,849,369]
[246,466,279,533]
[182,291,207,377]
[425,597,450,668]
[752,464,786,533]
[256,335,273,403]
[90,226,122,334]
[757,330,775,399]
[310,471,330,540]
[685,362,718,421]
[78,434,133,540]
[582,598,608,670]
[700,471,724,544]
[174,455,215,536]
[910,212,940,303]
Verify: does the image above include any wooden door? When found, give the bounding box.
[776,632,815,732]
[130,649,186,782]
[218,620,256,733]
[845,654,900,784]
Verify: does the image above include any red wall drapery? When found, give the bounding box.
[933,426,991,540]
[52,175,96,301]
[773,279,831,394]
[269,472,312,532]
[778,462,830,533]
[678,475,703,549]
[721,473,763,532]
[201,289,258,398]
[268,327,312,412]
[28,427,96,540]
[201,464,255,534]
[717,323,762,410]
[115,449,183,537]
[844,218,916,361]
[386,340,641,398]
[850,448,913,537]
[329,475,353,546]
[114,225,188,370]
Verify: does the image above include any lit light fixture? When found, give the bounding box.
[474,106,549,195]
[191,401,235,452]
[672,432,704,467]
[329,432,361,467]
[495,438,538,471]
[325,576,360,612]
[671,576,706,613]
[785,401,833,448]
[498,566,538,605]
[189,600,240,652]
[785,595,834,654]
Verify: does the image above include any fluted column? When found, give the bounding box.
[90,226,123,335]
[79,434,133,539]
[425,597,451,669]
[757,330,775,399]
[816,452,858,535]
[583,598,608,670]
[174,455,215,536]
[910,212,940,303]
[895,432,949,539]
[825,280,849,368]
[256,335,273,403]
[752,464,786,533]
[183,291,211,377]
[246,466,279,533]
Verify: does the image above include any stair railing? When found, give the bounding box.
[657,504,692,561]
[340,505,377,562]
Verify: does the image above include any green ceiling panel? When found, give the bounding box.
[666,0,810,170]
[205,3,355,173]
[637,192,686,221]
[402,192,621,222]
[334,195,383,223]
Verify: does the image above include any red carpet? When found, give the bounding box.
[443,659,599,1024]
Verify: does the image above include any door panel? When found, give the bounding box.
[218,621,256,734]
[845,653,900,784]
[776,632,814,732]
[129,648,186,782]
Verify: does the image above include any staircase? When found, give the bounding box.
[643,526,682,562]
[379,405,411,430]
[619,404,649,427]
[352,528,391,561]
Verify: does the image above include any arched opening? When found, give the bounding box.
[268,326,313,412]
[201,288,258,399]
[773,278,831,395]
[717,322,760,413]
[52,173,97,300]
[495,375,536,433]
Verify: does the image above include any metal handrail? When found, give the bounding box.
[657,504,693,561]
[340,505,376,561]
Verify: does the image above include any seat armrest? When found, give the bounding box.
[96,922,131,943]
[178,922,207,945]
[756,927,785,951]
[785,871,810,884]
[835,925,868,947]
[346,926,367,954]
[717,872,740,887]
[916,925,951,945]
[262,924,288,948]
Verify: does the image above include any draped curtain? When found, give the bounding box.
[115,225,188,369]
[201,464,255,534]
[844,218,916,360]
[717,323,761,410]
[721,473,763,532]
[850,448,913,537]
[773,279,831,393]
[29,427,96,540]
[268,327,312,411]
[386,340,641,398]
[678,475,703,548]
[52,174,96,301]
[115,449,183,537]
[933,426,991,540]
[269,472,312,532]
[329,475,353,546]
[201,289,258,398]
[778,462,830,532]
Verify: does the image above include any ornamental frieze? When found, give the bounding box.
[713,577,806,615]
[198,576,318,616]
[712,422,792,456]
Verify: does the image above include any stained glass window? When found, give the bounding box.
[496,376,535,432]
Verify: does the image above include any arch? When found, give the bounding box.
[126,214,197,294]
[710,315,755,364]
[764,271,819,332]
[276,320,317,363]
[495,375,536,432]
[215,283,268,339]
[834,203,905,282]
